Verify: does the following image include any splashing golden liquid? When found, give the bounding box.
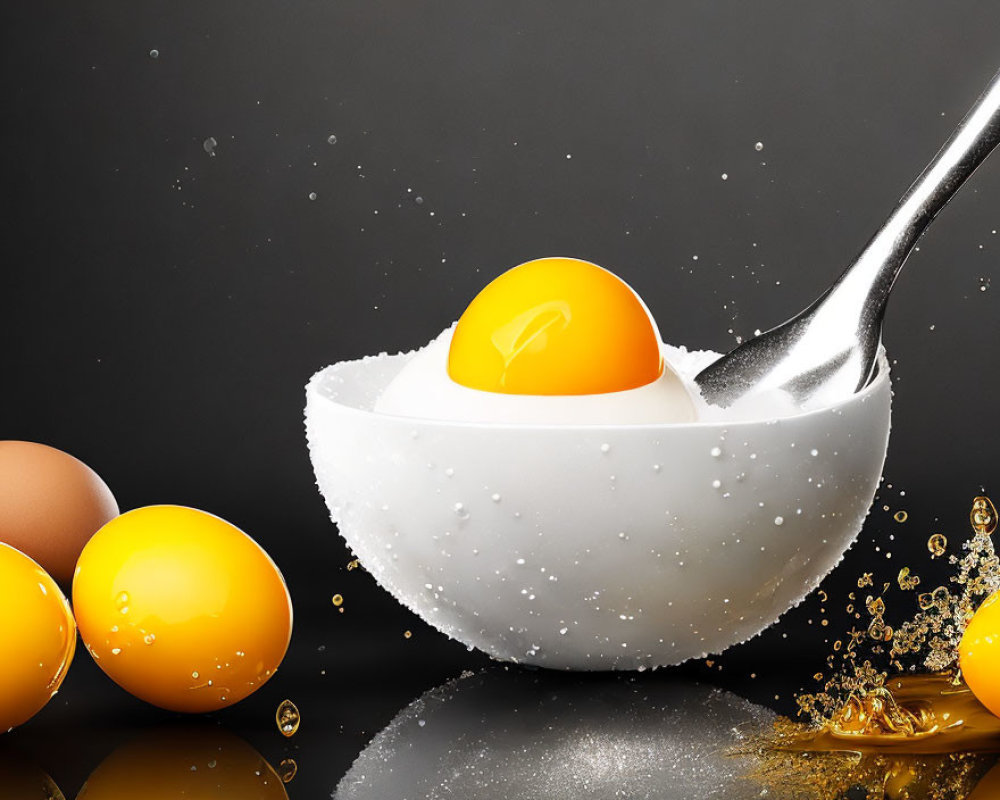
[780,673,1000,754]
[744,674,1000,798]
[741,497,1000,799]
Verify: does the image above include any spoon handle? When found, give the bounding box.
[829,67,1000,322]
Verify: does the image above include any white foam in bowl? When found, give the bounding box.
[305,341,891,669]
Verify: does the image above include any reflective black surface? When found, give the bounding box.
[5,1,1000,797]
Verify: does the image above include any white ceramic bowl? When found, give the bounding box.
[305,344,890,670]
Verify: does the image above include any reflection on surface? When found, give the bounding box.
[336,668,775,799]
[0,746,64,800]
[969,759,1000,800]
[748,745,998,800]
[75,724,287,799]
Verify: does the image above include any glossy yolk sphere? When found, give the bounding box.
[0,543,76,732]
[959,590,1000,718]
[72,505,293,713]
[448,257,664,395]
[76,725,288,800]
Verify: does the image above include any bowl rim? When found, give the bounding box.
[307,341,890,433]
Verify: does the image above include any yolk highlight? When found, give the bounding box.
[448,257,663,395]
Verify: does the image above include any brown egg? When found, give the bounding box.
[0,441,118,585]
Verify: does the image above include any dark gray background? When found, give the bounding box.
[4,1,1000,796]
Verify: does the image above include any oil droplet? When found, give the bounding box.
[755,141,764,151]
[144,633,156,645]
[403,630,412,639]
[928,533,947,558]
[897,567,920,591]
[327,134,338,145]
[774,516,784,526]
[867,620,892,641]
[149,49,159,59]
[192,671,199,679]
[710,446,722,458]
[972,496,997,534]
[278,758,298,783]
[308,192,318,201]
[276,699,300,737]
[332,594,344,607]
[203,137,218,156]
[894,510,908,523]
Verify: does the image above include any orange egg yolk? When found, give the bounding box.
[959,590,1000,718]
[447,257,663,395]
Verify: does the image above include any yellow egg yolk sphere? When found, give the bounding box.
[448,257,664,395]
[72,505,293,713]
[0,543,76,732]
[960,590,1000,718]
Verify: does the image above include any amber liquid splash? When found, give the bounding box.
[745,676,1000,799]
[740,498,1000,799]
[778,673,1000,755]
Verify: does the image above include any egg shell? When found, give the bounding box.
[305,342,891,669]
[0,440,118,585]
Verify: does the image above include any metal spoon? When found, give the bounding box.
[695,67,1000,409]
